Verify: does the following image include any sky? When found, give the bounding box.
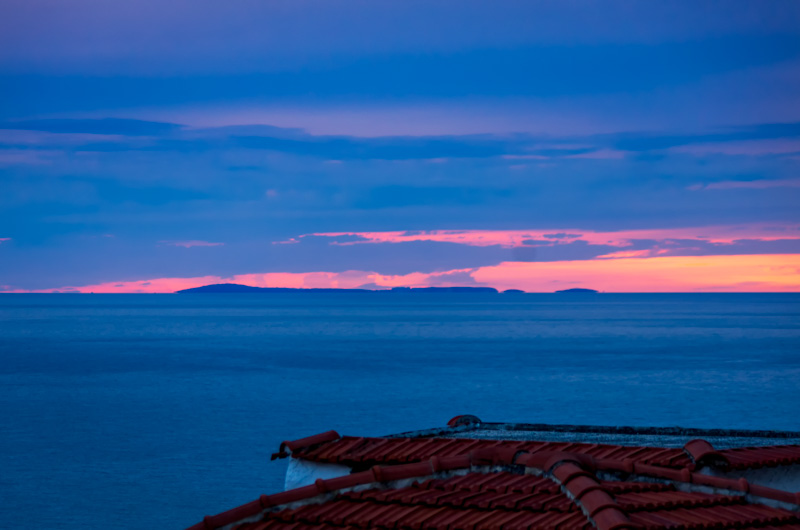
[1,0,799,292]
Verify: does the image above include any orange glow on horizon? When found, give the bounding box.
[473,254,800,293]
[16,254,800,294]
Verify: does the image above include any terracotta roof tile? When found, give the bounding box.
[628,502,799,528]
[227,454,794,528]
[192,422,800,530]
[615,490,742,511]
[718,444,800,469]
[195,458,800,530]
[286,435,694,471]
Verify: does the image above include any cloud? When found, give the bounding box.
[15,254,800,294]
[689,178,800,190]
[542,233,582,239]
[354,186,512,208]
[5,116,800,165]
[159,240,224,248]
[297,234,371,245]
[422,269,483,287]
[2,115,800,290]
[5,1,800,70]
[672,139,800,156]
[0,118,182,136]
[608,121,800,152]
[1,1,798,296]
[0,148,59,166]
[567,148,627,159]
[232,133,525,160]
[302,225,800,249]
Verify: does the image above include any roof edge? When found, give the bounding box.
[272,430,340,460]
[451,420,800,440]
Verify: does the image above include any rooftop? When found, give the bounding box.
[188,416,800,530]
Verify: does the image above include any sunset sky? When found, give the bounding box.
[1,0,799,292]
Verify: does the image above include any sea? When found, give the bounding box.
[1,293,799,529]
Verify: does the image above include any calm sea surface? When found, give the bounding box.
[1,293,799,528]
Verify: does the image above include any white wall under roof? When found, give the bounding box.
[284,458,351,491]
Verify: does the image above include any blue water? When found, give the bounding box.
[1,293,799,529]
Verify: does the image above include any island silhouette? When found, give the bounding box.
[177,283,500,294]
[177,284,600,294]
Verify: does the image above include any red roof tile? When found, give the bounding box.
[283,435,694,470]
[190,452,800,530]
[717,444,800,470]
[190,421,800,530]
[232,470,594,530]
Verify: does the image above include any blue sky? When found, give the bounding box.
[1,1,799,292]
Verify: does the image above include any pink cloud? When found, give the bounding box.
[567,148,627,159]
[129,99,619,138]
[1,275,225,294]
[291,223,800,249]
[35,268,482,294]
[21,254,800,294]
[0,238,10,244]
[159,240,224,248]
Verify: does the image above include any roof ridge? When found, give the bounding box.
[516,451,641,530]
[445,417,800,439]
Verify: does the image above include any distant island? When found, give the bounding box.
[177,283,500,294]
[555,288,599,293]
